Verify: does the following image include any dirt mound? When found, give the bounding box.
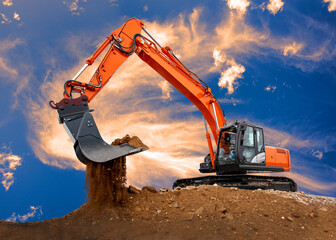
[1,186,335,240]
[2,135,335,239]
[111,134,149,149]
[85,135,147,206]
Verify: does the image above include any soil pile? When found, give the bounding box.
[85,135,148,206]
[1,186,335,240]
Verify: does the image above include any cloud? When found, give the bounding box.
[0,38,23,77]
[6,206,43,223]
[225,0,250,14]
[0,57,18,76]
[62,0,86,15]
[324,0,336,12]
[283,41,304,56]
[0,145,22,191]
[265,85,276,92]
[213,49,226,67]
[266,0,285,15]
[218,61,245,94]
[212,50,245,94]
[0,38,31,109]
[2,0,13,6]
[1,13,11,24]
[13,12,20,21]
[144,5,148,12]
[284,172,336,194]
[263,126,311,149]
[312,150,323,160]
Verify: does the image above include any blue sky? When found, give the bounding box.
[0,0,335,222]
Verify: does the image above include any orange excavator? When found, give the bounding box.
[50,18,297,192]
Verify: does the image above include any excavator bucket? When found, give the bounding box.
[57,101,147,165]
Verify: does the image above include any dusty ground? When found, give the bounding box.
[2,136,334,239]
[0,185,335,240]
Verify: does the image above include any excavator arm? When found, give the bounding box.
[50,18,226,167]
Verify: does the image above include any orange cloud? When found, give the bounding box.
[324,0,336,12]
[226,0,250,14]
[265,85,276,92]
[13,12,20,21]
[0,38,23,77]
[267,0,285,15]
[218,62,245,94]
[6,206,42,222]
[1,13,11,24]
[2,0,13,6]
[283,41,304,56]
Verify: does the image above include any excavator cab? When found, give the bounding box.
[200,121,289,174]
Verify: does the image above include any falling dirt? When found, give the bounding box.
[85,135,148,207]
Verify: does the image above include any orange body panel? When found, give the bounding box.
[265,146,290,171]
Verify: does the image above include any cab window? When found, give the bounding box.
[242,126,254,147]
[255,128,264,152]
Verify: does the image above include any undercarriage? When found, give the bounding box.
[173,174,298,192]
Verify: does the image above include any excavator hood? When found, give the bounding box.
[57,97,147,164]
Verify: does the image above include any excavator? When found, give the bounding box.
[49,18,297,192]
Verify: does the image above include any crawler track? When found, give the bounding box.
[173,175,298,192]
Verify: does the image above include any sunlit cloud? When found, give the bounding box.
[213,49,226,67]
[312,150,323,160]
[62,0,86,15]
[13,12,20,21]
[218,63,245,94]
[265,85,276,92]
[6,206,42,223]
[283,41,304,56]
[0,145,22,191]
[1,13,11,24]
[212,50,245,94]
[324,0,336,12]
[2,0,12,6]
[267,0,285,15]
[225,0,250,14]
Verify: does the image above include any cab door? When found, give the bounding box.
[237,125,256,163]
[237,125,265,164]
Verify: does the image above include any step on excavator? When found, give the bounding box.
[50,18,297,192]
